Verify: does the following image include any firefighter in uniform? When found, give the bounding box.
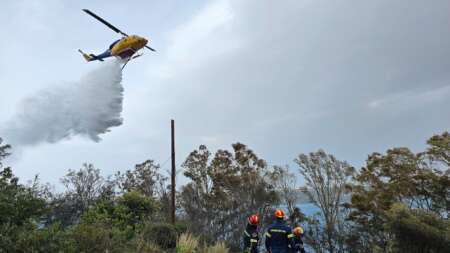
[243,214,260,253]
[265,209,295,253]
[291,227,306,253]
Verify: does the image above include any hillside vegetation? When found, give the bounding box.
[0,132,448,253]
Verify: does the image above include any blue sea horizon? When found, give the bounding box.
[297,202,320,216]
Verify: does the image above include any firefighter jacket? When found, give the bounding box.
[265,220,295,253]
[290,236,306,253]
[243,224,259,253]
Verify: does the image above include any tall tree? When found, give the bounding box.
[115,159,170,221]
[349,132,450,252]
[386,203,450,253]
[180,143,278,250]
[0,138,11,168]
[270,166,307,225]
[115,159,167,199]
[0,139,47,252]
[60,163,104,212]
[421,132,450,215]
[49,163,105,226]
[424,131,450,166]
[295,149,354,253]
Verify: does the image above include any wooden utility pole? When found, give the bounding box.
[171,119,176,224]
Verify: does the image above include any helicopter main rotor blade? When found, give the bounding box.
[82,9,128,37]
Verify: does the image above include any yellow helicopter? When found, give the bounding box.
[78,9,155,69]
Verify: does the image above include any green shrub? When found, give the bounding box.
[141,223,177,250]
[386,203,450,253]
[23,223,76,253]
[174,221,189,236]
[70,222,130,253]
[133,235,165,253]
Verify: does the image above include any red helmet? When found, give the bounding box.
[248,214,259,225]
[274,209,286,219]
[293,227,304,236]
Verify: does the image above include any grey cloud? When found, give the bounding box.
[145,0,450,167]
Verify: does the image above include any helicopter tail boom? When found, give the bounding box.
[78,49,105,62]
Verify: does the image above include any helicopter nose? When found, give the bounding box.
[141,38,148,46]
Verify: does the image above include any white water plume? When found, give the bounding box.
[0,60,124,148]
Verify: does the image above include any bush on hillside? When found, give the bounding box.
[141,223,177,250]
[386,203,450,253]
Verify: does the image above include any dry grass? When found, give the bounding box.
[175,233,230,253]
[203,241,229,253]
[134,234,165,253]
[135,241,164,253]
[176,233,199,253]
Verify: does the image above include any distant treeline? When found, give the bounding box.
[0,132,449,253]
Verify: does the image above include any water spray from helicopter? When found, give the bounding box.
[0,60,124,149]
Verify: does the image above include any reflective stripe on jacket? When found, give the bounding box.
[243,225,259,253]
[265,220,295,253]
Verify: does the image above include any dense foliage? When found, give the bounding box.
[180,143,279,250]
[0,133,448,252]
[346,133,450,253]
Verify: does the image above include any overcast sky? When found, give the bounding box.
[0,0,449,188]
